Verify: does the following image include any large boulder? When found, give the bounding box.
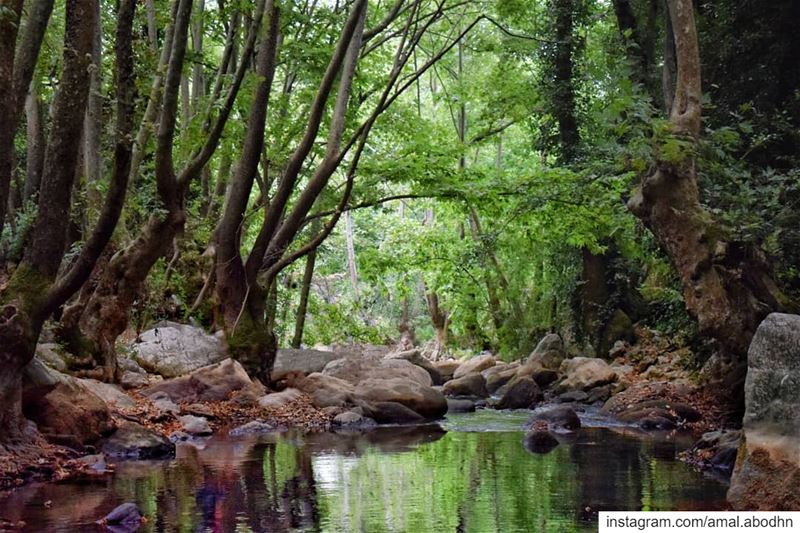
[526,334,566,370]
[433,359,462,382]
[385,349,443,385]
[130,322,225,377]
[296,373,356,408]
[143,358,254,403]
[79,379,136,409]
[527,405,581,432]
[271,348,344,381]
[323,357,432,387]
[557,357,617,392]
[355,377,448,419]
[729,313,800,510]
[22,360,115,448]
[102,421,175,459]
[453,354,496,379]
[483,364,519,394]
[359,401,425,424]
[495,376,542,410]
[442,373,488,398]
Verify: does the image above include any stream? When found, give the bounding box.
[0,409,728,532]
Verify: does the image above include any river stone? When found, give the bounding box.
[359,401,425,424]
[385,349,443,385]
[120,370,150,390]
[322,357,432,387]
[729,313,800,510]
[355,377,448,419]
[35,343,70,372]
[258,388,304,409]
[453,354,496,379]
[557,390,589,403]
[143,358,253,403]
[558,357,617,392]
[103,421,175,459]
[104,503,142,527]
[179,415,212,435]
[296,373,356,408]
[130,321,225,378]
[79,378,136,409]
[433,359,462,382]
[229,420,288,436]
[332,411,376,429]
[442,373,488,398]
[271,348,344,381]
[526,334,566,370]
[527,405,581,432]
[495,376,542,410]
[484,365,518,394]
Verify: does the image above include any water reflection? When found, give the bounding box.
[0,414,727,532]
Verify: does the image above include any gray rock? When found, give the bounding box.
[527,405,581,432]
[103,421,175,459]
[79,379,136,409]
[271,348,344,381]
[355,377,448,419]
[526,334,565,370]
[152,397,180,416]
[120,371,149,390]
[144,358,254,403]
[332,411,376,429]
[729,313,800,510]
[296,373,356,408]
[443,373,489,398]
[385,349,443,385]
[179,415,212,435]
[104,503,142,526]
[229,420,287,436]
[323,357,432,387]
[35,343,69,372]
[453,354,496,380]
[359,401,425,424]
[557,357,617,392]
[557,390,589,403]
[258,388,303,409]
[433,359,462,382]
[496,376,542,410]
[131,322,225,378]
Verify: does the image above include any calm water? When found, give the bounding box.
[0,410,728,532]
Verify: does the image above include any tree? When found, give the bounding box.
[627,0,792,366]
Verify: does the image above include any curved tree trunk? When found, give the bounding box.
[627,0,790,361]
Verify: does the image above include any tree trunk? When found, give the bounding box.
[291,248,316,348]
[344,210,359,303]
[553,0,579,163]
[0,0,97,444]
[83,0,103,210]
[0,0,24,236]
[627,0,790,361]
[426,291,448,360]
[23,92,45,203]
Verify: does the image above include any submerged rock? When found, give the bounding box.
[729,313,800,510]
[446,398,476,413]
[527,405,581,432]
[103,502,142,528]
[103,421,175,459]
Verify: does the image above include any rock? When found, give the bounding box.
[557,390,589,403]
[104,503,142,527]
[118,357,146,374]
[601,381,675,414]
[271,347,344,381]
[102,421,175,459]
[446,398,476,413]
[529,367,560,389]
[143,358,254,403]
[229,420,287,436]
[442,373,488,398]
[523,430,560,454]
[182,403,215,418]
[608,340,629,359]
[130,321,225,377]
[35,343,69,372]
[484,366,518,394]
[120,371,150,390]
[150,394,180,416]
[258,388,303,409]
[496,376,542,410]
[359,401,425,424]
[527,405,581,432]
[586,384,613,404]
[169,431,192,443]
[179,415,212,435]
[296,373,356,408]
[79,379,136,409]
[22,378,115,449]
[526,334,566,370]
[433,359,462,382]
[453,354,496,379]
[558,357,617,392]
[332,411,376,429]
[385,349,443,385]
[355,377,448,419]
[598,309,634,358]
[729,313,800,510]
[323,357,432,387]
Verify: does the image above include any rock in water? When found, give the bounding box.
[103,503,142,528]
[728,313,800,510]
[102,421,175,459]
[527,405,581,432]
[495,376,542,410]
[523,430,560,454]
[442,373,489,398]
[130,321,225,377]
[526,334,565,370]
